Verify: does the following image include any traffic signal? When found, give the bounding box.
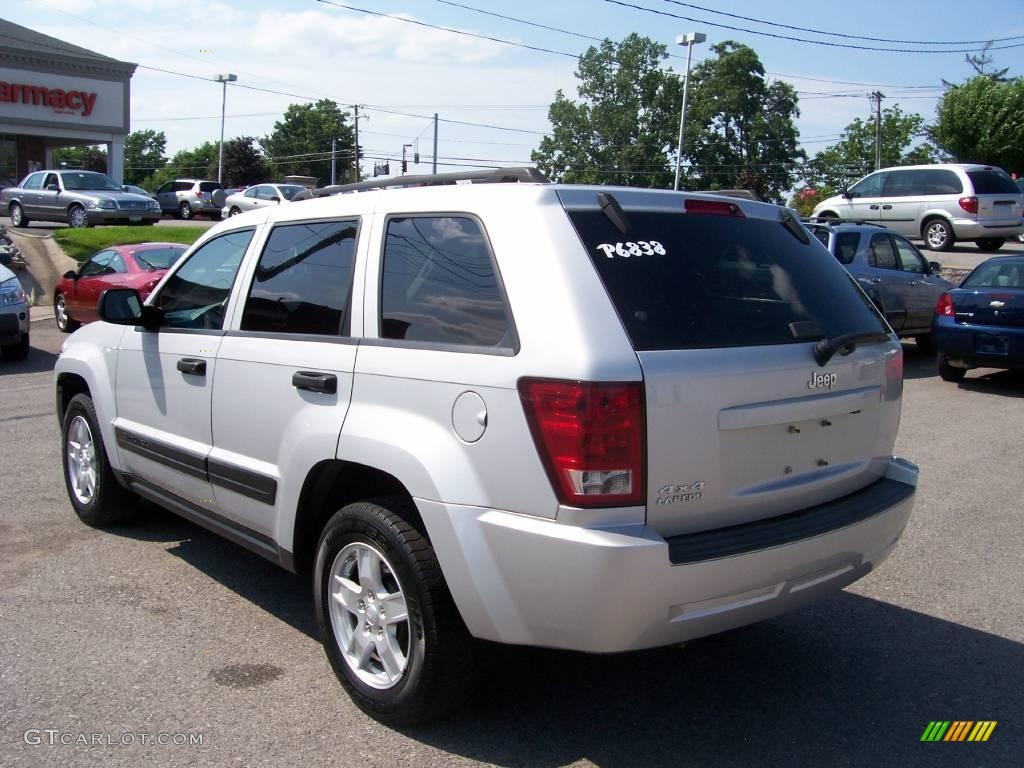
[402,159,408,173]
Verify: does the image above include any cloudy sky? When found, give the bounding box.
[5,0,1024,176]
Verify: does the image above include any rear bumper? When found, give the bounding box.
[950,218,1024,239]
[933,316,1024,369]
[419,457,918,653]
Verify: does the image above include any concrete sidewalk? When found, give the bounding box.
[6,229,78,314]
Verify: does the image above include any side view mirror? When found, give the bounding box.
[929,261,942,274]
[841,188,853,199]
[271,196,281,203]
[98,288,162,329]
[63,270,78,280]
[46,183,60,192]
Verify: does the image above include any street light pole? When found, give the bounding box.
[673,33,705,192]
[216,74,237,184]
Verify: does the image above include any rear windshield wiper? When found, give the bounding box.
[598,192,631,235]
[813,330,890,366]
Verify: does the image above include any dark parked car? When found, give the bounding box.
[53,242,187,332]
[1,171,162,228]
[807,221,953,352]
[932,256,1024,381]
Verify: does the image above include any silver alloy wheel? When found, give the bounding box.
[10,204,23,225]
[179,202,193,220]
[68,206,88,228]
[328,542,411,689]
[925,221,949,249]
[55,294,68,330]
[66,415,99,505]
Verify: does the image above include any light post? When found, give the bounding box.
[216,73,237,184]
[673,32,705,192]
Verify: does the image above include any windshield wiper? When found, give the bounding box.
[813,330,890,367]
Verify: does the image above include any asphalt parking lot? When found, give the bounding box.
[0,214,216,231]
[1,321,1022,768]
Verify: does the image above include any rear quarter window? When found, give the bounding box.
[566,208,887,351]
[967,170,1019,195]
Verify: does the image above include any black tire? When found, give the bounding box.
[1,332,29,359]
[817,211,839,223]
[54,293,80,333]
[9,202,29,227]
[314,498,477,725]
[178,202,193,220]
[61,393,136,526]
[975,238,1005,252]
[209,212,222,221]
[922,218,955,252]
[915,334,936,355]
[67,204,90,229]
[938,358,967,382]
[228,207,241,217]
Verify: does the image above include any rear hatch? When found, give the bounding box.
[967,169,1024,226]
[952,259,1024,327]
[559,189,904,537]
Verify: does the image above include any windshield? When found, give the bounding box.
[567,208,888,351]
[61,172,122,191]
[134,246,187,271]
[278,185,305,201]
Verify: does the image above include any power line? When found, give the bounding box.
[603,0,1024,53]
[659,0,1024,46]
[313,0,579,58]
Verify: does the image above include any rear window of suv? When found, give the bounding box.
[967,170,1019,195]
[567,208,888,351]
[199,181,223,192]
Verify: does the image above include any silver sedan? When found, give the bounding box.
[221,184,306,217]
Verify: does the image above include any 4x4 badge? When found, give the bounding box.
[807,372,837,390]
[657,482,705,504]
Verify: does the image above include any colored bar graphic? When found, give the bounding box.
[921,721,996,742]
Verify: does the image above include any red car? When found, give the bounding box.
[54,242,188,332]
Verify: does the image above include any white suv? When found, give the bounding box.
[55,169,919,724]
[812,163,1024,252]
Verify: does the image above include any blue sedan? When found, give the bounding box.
[932,255,1024,381]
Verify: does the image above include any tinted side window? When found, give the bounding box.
[257,186,277,200]
[241,220,358,336]
[967,170,1019,194]
[850,172,885,197]
[919,169,962,195]
[199,181,222,192]
[79,250,116,278]
[882,170,922,198]
[174,181,193,192]
[868,234,897,270]
[22,173,44,190]
[892,237,925,274]
[155,182,172,194]
[244,187,259,198]
[380,216,511,348]
[156,230,253,329]
[42,173,59,189]
[835,232,861,264]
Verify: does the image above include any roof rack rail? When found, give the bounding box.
[801,217,884,228]
[298,167,549,199]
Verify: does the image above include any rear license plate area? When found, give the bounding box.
[129,216,141,222]
[974,333,1008,355]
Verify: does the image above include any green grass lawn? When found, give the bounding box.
[52,226,203,262]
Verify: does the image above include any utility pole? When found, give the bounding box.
[330,137,336,186]
[870,91,884,171]
[353,105,360,182]
[215,74,237,184]
[673,32,707,191]
[432,113,438,174]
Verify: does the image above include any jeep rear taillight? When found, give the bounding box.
[958,196,978,214]
[518,379,645,508]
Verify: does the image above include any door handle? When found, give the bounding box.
[869,204,880,210]
[882,205,892,210]
[176,357,206,376]
[292,371,337,394]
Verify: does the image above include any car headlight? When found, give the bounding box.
[0,278,26,306]
[148,200,161,210]
[88,199,117,210]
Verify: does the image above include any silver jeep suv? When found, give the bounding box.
[54,169,919,724]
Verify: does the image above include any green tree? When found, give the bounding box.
[222,136,269,186]
[51,145,108,173]
[531,34,681,187]
[123,130,167,186]
[261,99,356,185]
[804,105,938,191]
[933,76,1024,174]
[683,41,803,203]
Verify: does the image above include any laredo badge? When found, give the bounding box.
[657,482,705,505]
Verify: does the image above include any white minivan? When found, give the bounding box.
[812,164,1024,252]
